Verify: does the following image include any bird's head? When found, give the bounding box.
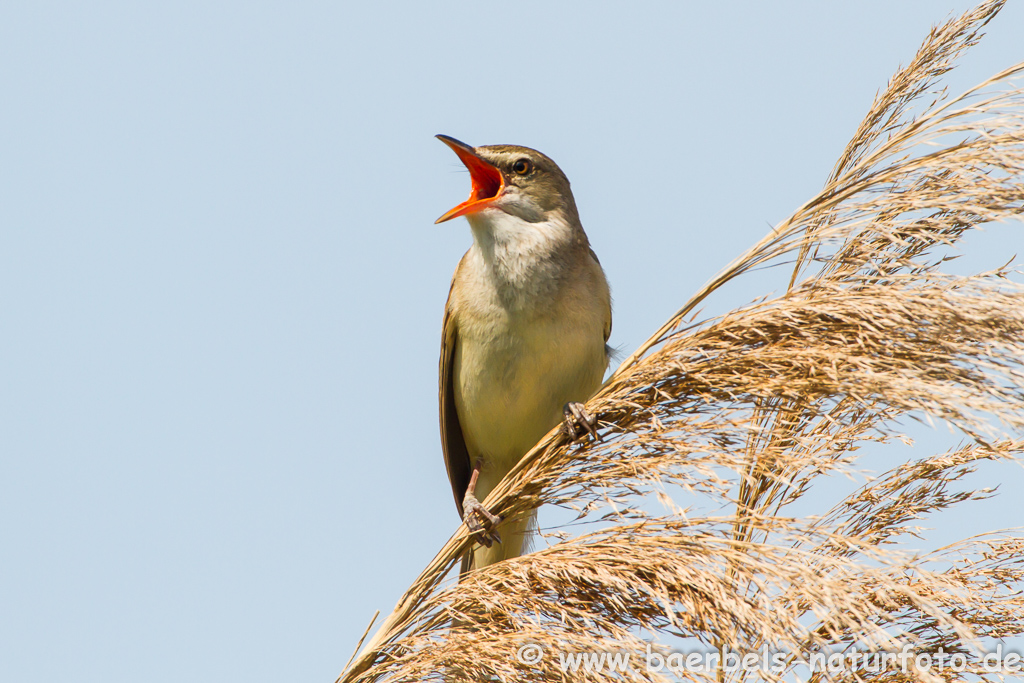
[435,135,578,226]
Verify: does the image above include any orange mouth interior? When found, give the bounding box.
[436,142,504,223]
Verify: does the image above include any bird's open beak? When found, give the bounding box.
[435,135,504,224]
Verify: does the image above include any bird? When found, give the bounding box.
[435,135,612,576]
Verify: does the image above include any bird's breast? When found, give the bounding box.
[448,218,610,497]
[452,288,607,476]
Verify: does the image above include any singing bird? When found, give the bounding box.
[435,135,611,575]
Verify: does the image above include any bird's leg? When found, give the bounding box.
[462,465,502,547]
[562,401,600,442]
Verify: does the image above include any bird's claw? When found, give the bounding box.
[563,401,600,442]
[463,494,502,547]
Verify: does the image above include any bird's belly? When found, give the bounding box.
[454,316,606,490]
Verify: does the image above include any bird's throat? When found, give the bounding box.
[466,210,576,309]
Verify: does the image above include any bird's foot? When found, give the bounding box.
[563,401,600,442]
[463,493,502,547]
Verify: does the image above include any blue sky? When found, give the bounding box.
[2,2,1022,682]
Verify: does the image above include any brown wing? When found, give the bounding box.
[590,246,613,348]
[439,270,471,519]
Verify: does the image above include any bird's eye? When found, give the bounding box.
[512,159,532,175]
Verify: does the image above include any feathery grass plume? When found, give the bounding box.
[339,1,1024,680]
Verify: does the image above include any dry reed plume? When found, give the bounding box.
[340,2,1024,680]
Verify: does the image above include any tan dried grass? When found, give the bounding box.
[340,2,1024,680]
